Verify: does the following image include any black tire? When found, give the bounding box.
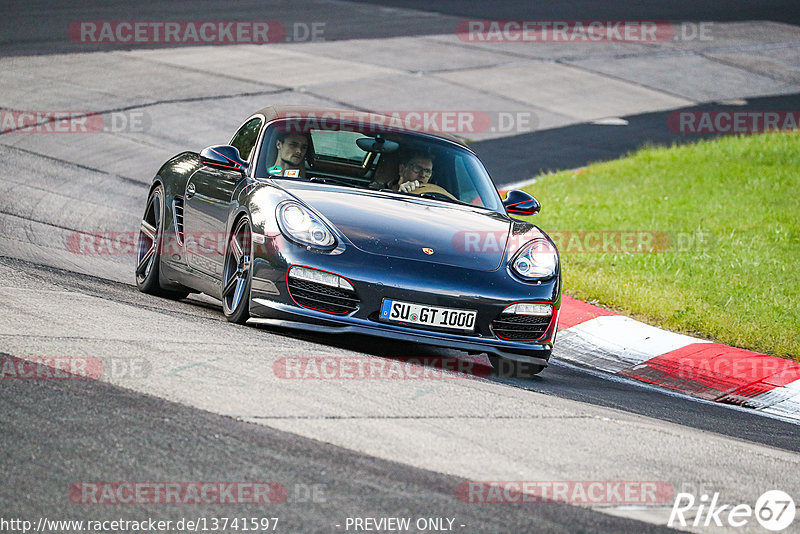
[221,216,252,324]
[488,355,545,379]
[135,184,189,299]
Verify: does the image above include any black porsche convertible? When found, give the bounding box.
[135,106,561,374]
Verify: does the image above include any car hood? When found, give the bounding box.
[282,183,511,271]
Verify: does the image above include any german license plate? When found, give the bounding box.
[380,299,477,331]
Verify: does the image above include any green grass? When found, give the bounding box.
[522,131,799,360]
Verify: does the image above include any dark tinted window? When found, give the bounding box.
[229,118,262,161]
[255,120,504,213]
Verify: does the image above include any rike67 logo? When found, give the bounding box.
[669,490,796,531]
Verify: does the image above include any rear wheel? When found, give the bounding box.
[135,185,188,299]
[222,216,252,324]
[488,355,545,379]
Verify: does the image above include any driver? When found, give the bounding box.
[393,151,435,193]
[273,132,310,178]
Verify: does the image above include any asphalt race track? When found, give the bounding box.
[2,2,799,533]
[475,92,800,186]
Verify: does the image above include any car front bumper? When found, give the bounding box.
[249,296,554,365]
[248,233,560,363]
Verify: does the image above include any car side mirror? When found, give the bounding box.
[503,190,541,216]
[200,145,249,174]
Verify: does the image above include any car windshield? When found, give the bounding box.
[255,120,504,212]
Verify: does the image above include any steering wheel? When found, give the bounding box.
[410,183,458,201]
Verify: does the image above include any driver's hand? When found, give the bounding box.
[399,180,420,193]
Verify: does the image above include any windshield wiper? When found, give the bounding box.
[309,176,356,188]
[418,192,465,205]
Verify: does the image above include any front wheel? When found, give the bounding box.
[221,216,252,324]
[135,184,188,299]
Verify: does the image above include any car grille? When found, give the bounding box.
[287,278,360,314]
[491,314,551,340]
[173,197,185,244]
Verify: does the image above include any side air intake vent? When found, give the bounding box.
[173,197,185,244]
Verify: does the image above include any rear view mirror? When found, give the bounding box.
[357,135,399,153]
[503,190,541,216]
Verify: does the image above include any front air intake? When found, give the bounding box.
[287,266,359,315]
[491,313,551,341]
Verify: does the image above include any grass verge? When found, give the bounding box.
[522,131,799,360]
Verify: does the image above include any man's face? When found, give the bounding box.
[398,157,434,186]
[276,134,309,168]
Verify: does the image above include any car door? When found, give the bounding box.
[183,117,263,280]
[184,117,263,279]
[183,165,242,279]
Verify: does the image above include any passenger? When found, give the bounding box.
[273,132,310,178]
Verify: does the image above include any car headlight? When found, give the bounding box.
[510,238,558,279]
[277,202,336,249]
